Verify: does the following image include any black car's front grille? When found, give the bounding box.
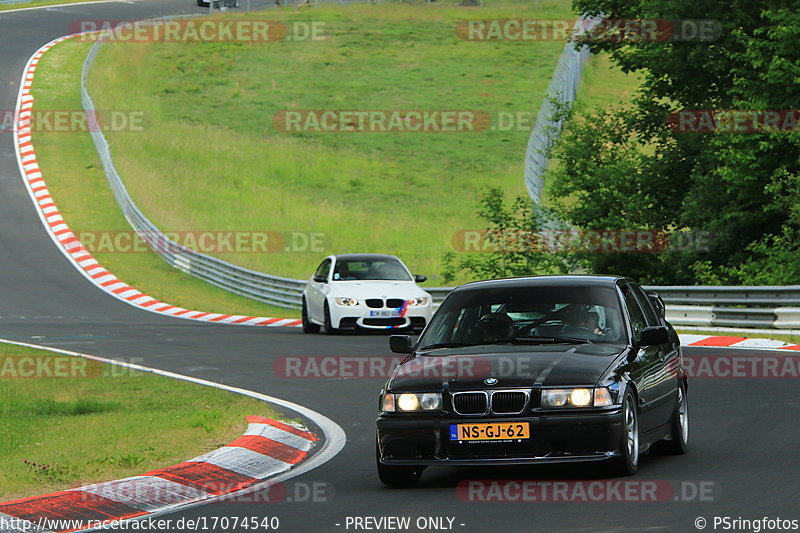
[491,391,527,414]
[453,392,488,415]
[386,298,405,308]
[451,390,528,416]
[365,298,383,309]
[363,318,405,326]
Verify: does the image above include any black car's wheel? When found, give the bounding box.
[376,443,422,487]
[652,383,688,455]
[302,298,320,334]
[323,301,338,335]
[610,391,639,476]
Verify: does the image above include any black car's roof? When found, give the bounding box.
[332,253,400,262]
[454,275,629,292]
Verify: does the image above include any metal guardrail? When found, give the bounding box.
[647,286,800,330]
[524,18,599,204]
[81,31,306,309]
[642,286,800,307]
[428,286,800,330]
[80,22,800,330]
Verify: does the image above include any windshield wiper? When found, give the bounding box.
[420,336,593,351]
[419,342,477,350]
[482,336,592,345]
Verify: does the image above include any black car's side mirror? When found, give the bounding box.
[313,275,327,283]
[389,335,413,354]
[639,326,669,346]
[414,274,427,283]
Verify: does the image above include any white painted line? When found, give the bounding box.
[0,337,347,532]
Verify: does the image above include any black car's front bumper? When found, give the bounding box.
[377,408,623,466]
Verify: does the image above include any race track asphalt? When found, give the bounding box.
[1,3,797,531]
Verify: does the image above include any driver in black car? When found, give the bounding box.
[577,311,605,336]
[471,312,516,343]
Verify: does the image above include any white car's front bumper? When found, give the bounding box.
[330,301,432,330]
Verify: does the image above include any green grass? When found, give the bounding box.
[86,2,576,284]
[31,39,299,318]
[0,342,280,500]
[574,52,642,111]
[33,3,643,317]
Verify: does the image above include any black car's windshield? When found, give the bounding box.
[419,284,626,348]
[332,258,412,281]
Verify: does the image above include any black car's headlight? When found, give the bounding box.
[540,387,615,408]
[382,392,442,412]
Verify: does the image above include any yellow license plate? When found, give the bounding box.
[450,422,530,441]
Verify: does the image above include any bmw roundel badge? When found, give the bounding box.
[484,377,498,386]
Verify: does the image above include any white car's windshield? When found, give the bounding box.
[333,258,412,281]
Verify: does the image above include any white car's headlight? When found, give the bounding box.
[334,297,359,307]
[407,297,428,306]
[540,387,615,408]
[382,392,442,412]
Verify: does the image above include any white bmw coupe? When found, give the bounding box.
[302,254,433,334]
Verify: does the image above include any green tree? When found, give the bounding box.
[546,0,800,284]
[442,188,573,283]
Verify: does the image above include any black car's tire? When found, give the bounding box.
[651,383,688,455]
[376,443,422,487]
[323,301,338,335]
[302,299,320,334]
[609,391,639,476]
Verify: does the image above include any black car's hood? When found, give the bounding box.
[389,343,627,391]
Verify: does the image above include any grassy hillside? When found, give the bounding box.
[89,2,576,284]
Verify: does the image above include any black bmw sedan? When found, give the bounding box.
[376,275,688,486]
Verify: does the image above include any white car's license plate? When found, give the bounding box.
[368,310,402,318]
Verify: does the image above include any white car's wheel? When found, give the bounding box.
[302,298,320,334]
[324,301,338,335]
